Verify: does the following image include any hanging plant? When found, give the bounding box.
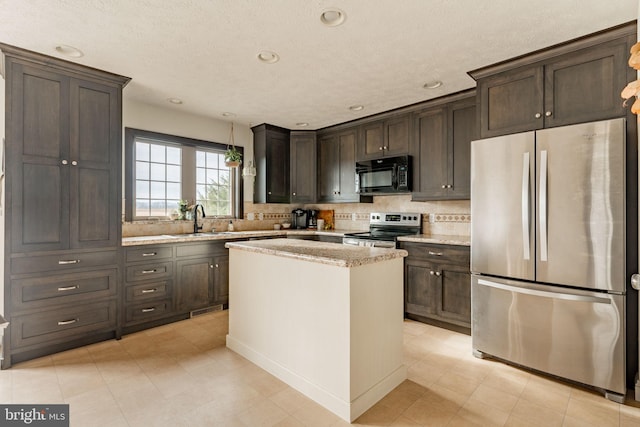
[225,122,242,167]
[621,41,640,114]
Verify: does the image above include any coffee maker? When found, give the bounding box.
[307,210,319,229]
[291,208,308,229]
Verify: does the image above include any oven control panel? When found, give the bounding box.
[369,212,421,227]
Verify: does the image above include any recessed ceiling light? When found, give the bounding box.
[257,51,280,64]
[296,122,309,127]
[222,112,236,117]
[321,8,346,27]
[55,45,83,58]
[167,98,183,104]
[349,105,364,112]
[423,80,443,89]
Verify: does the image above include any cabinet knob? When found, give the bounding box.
[430,270,435,275]
[292,192,296,196]
[447,184,452,189]
[435,271,441,277]
[71,160,78,166]
[268,191,272,195]
[545,111,552,117]
[441,185,446,189]
[535,113,542,119]
[383,146,388,150]
[379,147,383,151]
[61,159,68,165]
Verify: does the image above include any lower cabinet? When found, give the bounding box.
[123,240,230,332]
[400,242,471,333]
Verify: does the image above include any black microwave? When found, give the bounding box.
[356,155,411,194]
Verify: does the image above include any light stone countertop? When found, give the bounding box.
[225,238,408,268]
[397,234,470,246]
[121,229,357,246]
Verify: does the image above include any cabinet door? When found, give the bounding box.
[317,133,340,202]
[212,254,229,305]
[413,107,448,198]
[360,121,384,159]
[447,99,476,199]
[175,257,213,312]
[337,129,359,201]
[437,265,471,326]
[384,115,410,157]
[478,66,544,138]
[544,39,630,128]
[404,258,439,317]
[70,78,121,248]
[9,63,70,253]
[290,132,316,203]
[265,130,290,203]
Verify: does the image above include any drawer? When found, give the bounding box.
[125,261,173,282]
[11,269,117,311]
[11,301,116,349]
[11,250,117,275]
[176,242,226,258]
[401,243,470,265]
[125,246,173,263]
[125,299,173,323]
[126,280,171,302]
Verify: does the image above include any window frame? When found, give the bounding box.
[124,127,244,221]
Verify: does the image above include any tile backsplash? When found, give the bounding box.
[122,195,470,237]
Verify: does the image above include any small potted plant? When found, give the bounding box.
[224,146,242,168]
[177,200,190,220]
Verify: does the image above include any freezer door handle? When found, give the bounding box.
[521,152,530,260]
[477,278,612,304]
[539,150,548,262]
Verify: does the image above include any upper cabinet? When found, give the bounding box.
[412,92,477,201]
[3,44,129,253]
[358,114,411,160]
[317,127,372,203]
[252,124,291,203]
[470,22,636,138]
[290,131,317,203]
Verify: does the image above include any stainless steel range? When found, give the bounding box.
[343,212,421,248]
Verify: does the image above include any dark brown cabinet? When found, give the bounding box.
[290,131,317,203]
[358,114,410,160]
[471,24,635,138]
[318,127,371,203]
[2,44,129,367]
[401,242,471,333]
[252,124,290,203]
[412,92,476,201]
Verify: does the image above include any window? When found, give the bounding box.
[125,128,243,221]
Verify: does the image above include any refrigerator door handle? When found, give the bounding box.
[477,278,612,304]
[521,152,530,260]
[539,150,548,261]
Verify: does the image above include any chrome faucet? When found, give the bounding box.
[193,204,206,233]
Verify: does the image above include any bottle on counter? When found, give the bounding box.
[228,220,234,232]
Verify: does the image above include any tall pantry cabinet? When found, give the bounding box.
[1,44,130,367]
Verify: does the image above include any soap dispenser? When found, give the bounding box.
[228,220,234,232]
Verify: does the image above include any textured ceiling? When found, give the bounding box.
[1,0,637,129]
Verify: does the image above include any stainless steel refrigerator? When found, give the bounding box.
[471,118,627,402]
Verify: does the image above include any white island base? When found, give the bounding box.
[225,239,407,423]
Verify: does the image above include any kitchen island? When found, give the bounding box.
[224,238,408,422]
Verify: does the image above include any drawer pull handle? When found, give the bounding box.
[428,251,443,256]
[141,307,156,313]
[141,288,157,294]
[58,259,80,265]
[57,285,79,291]
[57,318,78,326]
[141,269,157,274]
[142,252,157,257]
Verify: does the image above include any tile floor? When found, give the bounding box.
[1,311,640,426]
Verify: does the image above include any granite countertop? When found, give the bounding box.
[121,229,357,246]
[225,238,408,268]
[397,234,470,246]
